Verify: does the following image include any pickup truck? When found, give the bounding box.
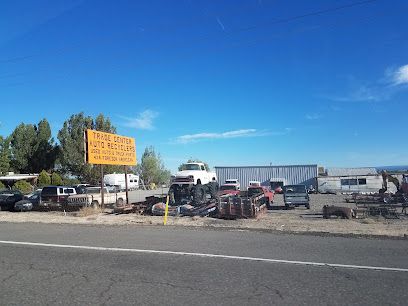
[247,185,274,209]
[171,162,217,186]
[67,187,126,208]
[283,184,310,209]
[218,183,240,196]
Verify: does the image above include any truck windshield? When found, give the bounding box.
[184,164,200,170]
[220,185,237,191]
[284,185,306,193]
[248,187,263,196]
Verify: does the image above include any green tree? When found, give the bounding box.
[10,123,36,173]
[137,146,171,188]
[62,177,80,186]
[12,180,33,194]
[57,112,119,184]
[10,119,57,173]
[0,136,11,175]
[38,170,51,187]
[51,172,63,185]
[0,181,5,189]
[178,159,210,171]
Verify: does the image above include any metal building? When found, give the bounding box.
[215,165,318,190]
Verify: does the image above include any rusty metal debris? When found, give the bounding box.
[217,193,268,219]
[323,205,355,219]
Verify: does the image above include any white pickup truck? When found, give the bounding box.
[171,162,217,185]
[67,187,126,208]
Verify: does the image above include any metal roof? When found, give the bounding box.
[325,168,378,177]
[215,165,318,190]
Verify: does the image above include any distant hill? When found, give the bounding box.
[376,166,408,173]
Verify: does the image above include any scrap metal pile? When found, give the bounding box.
[345,192,408,218]
[115,186,268,219]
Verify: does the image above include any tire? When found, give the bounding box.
[169,185,181,204]
[116,198,124,206]
[306,204,310,209]
[265,198,272,209]
[192,184,206,206]
[207,182,219,199]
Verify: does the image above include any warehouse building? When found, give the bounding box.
[215,165,318,190]
[317,167,384,194]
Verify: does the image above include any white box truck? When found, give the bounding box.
[103,173,139,191]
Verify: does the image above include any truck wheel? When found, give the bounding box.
[208,182,219,199]
[192,185,205,206]
[306,204,310,209]
[91,201,99,209]
[265,198,272,209]
[116,198,124,206]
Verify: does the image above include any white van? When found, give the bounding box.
[103,173,139,191]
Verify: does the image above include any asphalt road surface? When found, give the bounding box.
[0,223,407,305]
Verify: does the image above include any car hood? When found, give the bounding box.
[175,170,200,177]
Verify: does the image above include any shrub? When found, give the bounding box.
[12,180,33,194]
[38,170,51,187]
[63,177,80,186]
[51,172,63,185]
[0,181,5,190]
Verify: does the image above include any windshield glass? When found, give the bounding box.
[183,164,200,171]
[284,185,306,193]
[247,187,263,196]
[220,185,237,191]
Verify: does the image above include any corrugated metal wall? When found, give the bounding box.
[215,165,318,190]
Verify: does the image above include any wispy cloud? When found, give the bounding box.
[216,17,225,31]
[173,128,290,144]
[305,113,321,120]
[119,110,159,130]
[387,64,408,86]
[323,64,408,103]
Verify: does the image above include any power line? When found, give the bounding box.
[0,0,379,65]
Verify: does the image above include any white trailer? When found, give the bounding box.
[103,173,139,190]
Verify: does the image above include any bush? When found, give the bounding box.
[0,181,5,190]
[12,180,33,194]
[51,172,63,185]
[38,170,51,187]
[63,177,81,186]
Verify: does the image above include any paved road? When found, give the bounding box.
[0,223,407,305]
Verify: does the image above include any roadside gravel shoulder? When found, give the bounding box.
[1,194,407,238]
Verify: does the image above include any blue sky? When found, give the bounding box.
[1,0,407,172]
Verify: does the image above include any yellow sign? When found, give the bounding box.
[86,129,136,166]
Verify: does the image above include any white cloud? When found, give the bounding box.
[322,64,408,103]
[174,128,287,144]
[388,64,408,86]
[119,110,158,130]
[305,113,321,120]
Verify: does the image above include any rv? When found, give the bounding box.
[103,173,139,191]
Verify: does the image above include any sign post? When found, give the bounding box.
[85,129,137,207]
[124,165,129,204]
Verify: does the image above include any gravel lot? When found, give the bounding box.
[1,192,407,238]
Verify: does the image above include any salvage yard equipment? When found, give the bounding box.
[218,192,268,219]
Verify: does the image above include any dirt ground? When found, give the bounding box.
[1,194,407,238]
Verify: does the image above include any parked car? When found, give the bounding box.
[14,189,42,212]
[40,186,77,209]
[0,190,24,211]
[283,184,310,209]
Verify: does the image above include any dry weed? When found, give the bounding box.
[77,206,103,217]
